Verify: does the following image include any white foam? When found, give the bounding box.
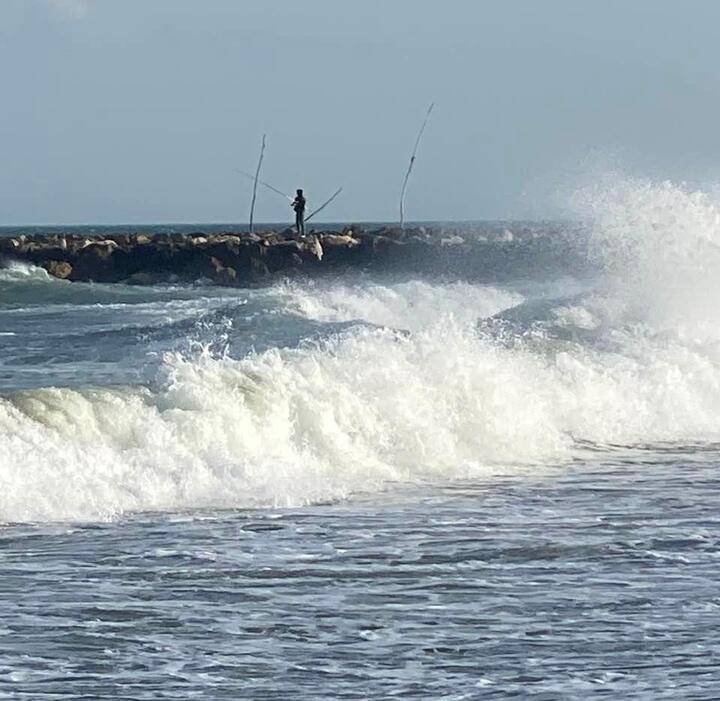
[5,179,720,522]
[0,261,52,282]
[4,310,720,523]
[571,177,720,337]
[273,278,524,331]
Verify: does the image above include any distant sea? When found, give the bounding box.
[0,221,350,237]
[0,219,551,237]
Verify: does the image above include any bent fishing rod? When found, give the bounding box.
[236,170,343,222]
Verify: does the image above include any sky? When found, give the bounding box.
[2,0,720,224]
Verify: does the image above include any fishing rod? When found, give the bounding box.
[236,169,293,202]
[306,187,343,222]
[237,168,342,223]
[248,135,266,234]
[399,102,434,229]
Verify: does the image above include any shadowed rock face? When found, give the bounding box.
[0,225,584,285]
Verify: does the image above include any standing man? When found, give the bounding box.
[292,189,306,236]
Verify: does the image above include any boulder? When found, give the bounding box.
[208,256,237,285]
[214,235,242,246]
[304,234,323,261]
[320,233,360,249]
[342,224,364,236]
[204,237,241,266]
[0,224,552,287]
[250,256,269,277]
[23,245,69,263]
[1,238,22,251]
[71,240,121,281]
[81,239,118,252]
[42,260,73,279]
[263,240,306,272]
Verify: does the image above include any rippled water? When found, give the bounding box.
[2,456,719,699]
[3,182,720,697]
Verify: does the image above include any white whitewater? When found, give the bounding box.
[3,179,720,522]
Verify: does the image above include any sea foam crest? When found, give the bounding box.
[571,177,720,335]
[4,178,720,522]
[4,311,720,523]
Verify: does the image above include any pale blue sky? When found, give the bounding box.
[2,0,720,224]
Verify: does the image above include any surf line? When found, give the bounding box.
[236,169,343,222]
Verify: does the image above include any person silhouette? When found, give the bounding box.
[292,189,306,236]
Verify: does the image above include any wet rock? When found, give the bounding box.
[208,256,237,285]
[265,240,307,272]
[126,271,164,285]
[304,234,323,261]
[27,245,70,263]
[0,224,566,287]
[42,260,73,279]
[316,233,361,266]
[71,240,121,281]
[2,238,22,251]
[249,255,270,278]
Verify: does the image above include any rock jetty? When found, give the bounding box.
[0,225,579,286]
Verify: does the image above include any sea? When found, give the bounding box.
[1,179,720,699]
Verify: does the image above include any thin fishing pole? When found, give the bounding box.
[306,187,343,222]
[248,135,266,234]
[399,102,434,229]
[236,169,293,201]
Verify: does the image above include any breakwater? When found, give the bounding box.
[0,225,580,285]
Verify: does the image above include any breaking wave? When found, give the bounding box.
[3,178,720,522]
[277,278,524,331]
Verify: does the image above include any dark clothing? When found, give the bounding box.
[292,195,306,236]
